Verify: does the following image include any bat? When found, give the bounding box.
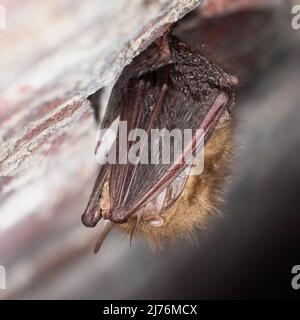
[82,32,238,253]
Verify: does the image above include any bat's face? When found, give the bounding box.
[82,34,238,252]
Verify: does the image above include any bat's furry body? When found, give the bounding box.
[120,119,234,248]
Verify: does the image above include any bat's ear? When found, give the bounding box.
[88,88,103,124]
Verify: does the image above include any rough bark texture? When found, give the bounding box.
[0,0,298,299]
[0,0,204,298]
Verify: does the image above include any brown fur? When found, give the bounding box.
[119,120,234,248]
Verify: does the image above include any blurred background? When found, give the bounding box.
[0,0,299,299]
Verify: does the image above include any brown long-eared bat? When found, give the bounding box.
[82,32,238,253]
